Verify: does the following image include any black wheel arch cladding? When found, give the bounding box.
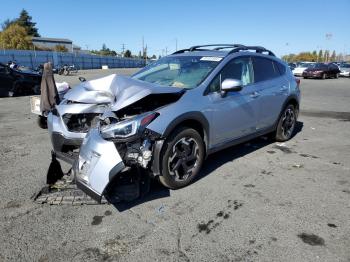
[162,111,209,152]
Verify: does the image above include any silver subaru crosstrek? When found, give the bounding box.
[73,44,301,202]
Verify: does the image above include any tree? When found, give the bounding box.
[324,50,329,63]
[318,50,323,62]
[330,50,336,62]
[54,45,68,52]
[0,24,33,50]
[1,18,15,30]
[124,50,132,57]
[16,9,40,37]
[91,44,117,56]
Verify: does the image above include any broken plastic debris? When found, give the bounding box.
[276,142,287,147]
[157,204,165,215]
[292,164,304,168]
[311,127,316,130]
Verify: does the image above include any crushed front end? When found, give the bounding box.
[74,110,163,203]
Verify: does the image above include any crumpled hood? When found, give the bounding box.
[63,74,116,104]
[110,75,184,111]
[62,74,184,109]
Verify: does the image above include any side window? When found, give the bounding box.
[253,57,280,82]
[208,57,253,93]
[274,61,286,75]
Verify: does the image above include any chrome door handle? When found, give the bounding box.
[250,91,260,98]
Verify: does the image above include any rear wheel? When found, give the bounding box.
[275,104,297,142]
[159,127,204,189]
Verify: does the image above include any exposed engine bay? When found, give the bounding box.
[99,93,183,171]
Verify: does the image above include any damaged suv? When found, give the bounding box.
[74,44,301,202]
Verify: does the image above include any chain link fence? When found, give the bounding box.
[0,49,145,69]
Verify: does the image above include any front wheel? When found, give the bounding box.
[159,127,205,189]
[275,104,297,142]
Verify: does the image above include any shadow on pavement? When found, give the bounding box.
[110,121,303,212]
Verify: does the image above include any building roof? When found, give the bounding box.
[32,37,73,44]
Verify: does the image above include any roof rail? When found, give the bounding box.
[172,44,244,54]
[172,44,275,57]
[228,45,276,56]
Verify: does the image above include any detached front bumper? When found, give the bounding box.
[47,112,86,153]
[73,128,125,203]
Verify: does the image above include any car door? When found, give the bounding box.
[207,56,260,146]
[0,64,13,96]
[251,57,288,130]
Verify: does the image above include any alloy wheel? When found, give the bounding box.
[167,137,199,182]
[281,108,295,138]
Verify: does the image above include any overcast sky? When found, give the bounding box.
[1,0,350,57]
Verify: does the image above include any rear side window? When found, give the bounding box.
[274,61,286,75]
[252,57,280,82]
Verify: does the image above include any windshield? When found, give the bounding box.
[132,56,222,89]
[308,63,327,69]
[298,63,314,68]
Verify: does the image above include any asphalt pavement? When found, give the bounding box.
[0,70,349,262]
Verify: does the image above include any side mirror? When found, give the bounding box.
[79,77,86,82]
[221,78,243,97]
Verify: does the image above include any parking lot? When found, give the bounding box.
[0,70,349,261]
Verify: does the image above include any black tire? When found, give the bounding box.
[321,73,326,79]
[275,104,297,142]
[37,116,47,129]
[335,73,339,79]
[9,82,20,97]
[33,85,41,95]
[159,127,205,189]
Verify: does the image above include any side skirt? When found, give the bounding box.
[207,126,275,155]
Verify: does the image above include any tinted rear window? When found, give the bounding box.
[253,57,280,82]
[274,61,286,75]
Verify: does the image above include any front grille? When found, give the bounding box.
[62,113,100,133]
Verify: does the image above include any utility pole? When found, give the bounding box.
[175,38,178,51]
[142,36,144,59]
[121,44,125,54]
[165,47,168,56]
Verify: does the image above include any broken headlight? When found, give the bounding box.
[100,112,158,139]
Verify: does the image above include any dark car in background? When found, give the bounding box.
[302,63,340,79]
[0,63,42,97]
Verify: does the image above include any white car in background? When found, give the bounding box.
[292,62,315,76]
[339,63,350,77]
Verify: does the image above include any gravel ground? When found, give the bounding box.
[0,70,349,262]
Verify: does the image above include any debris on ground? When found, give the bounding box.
[292,164,304,168]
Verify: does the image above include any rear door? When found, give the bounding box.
[207,56,261,146]
[252,57,289,130]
